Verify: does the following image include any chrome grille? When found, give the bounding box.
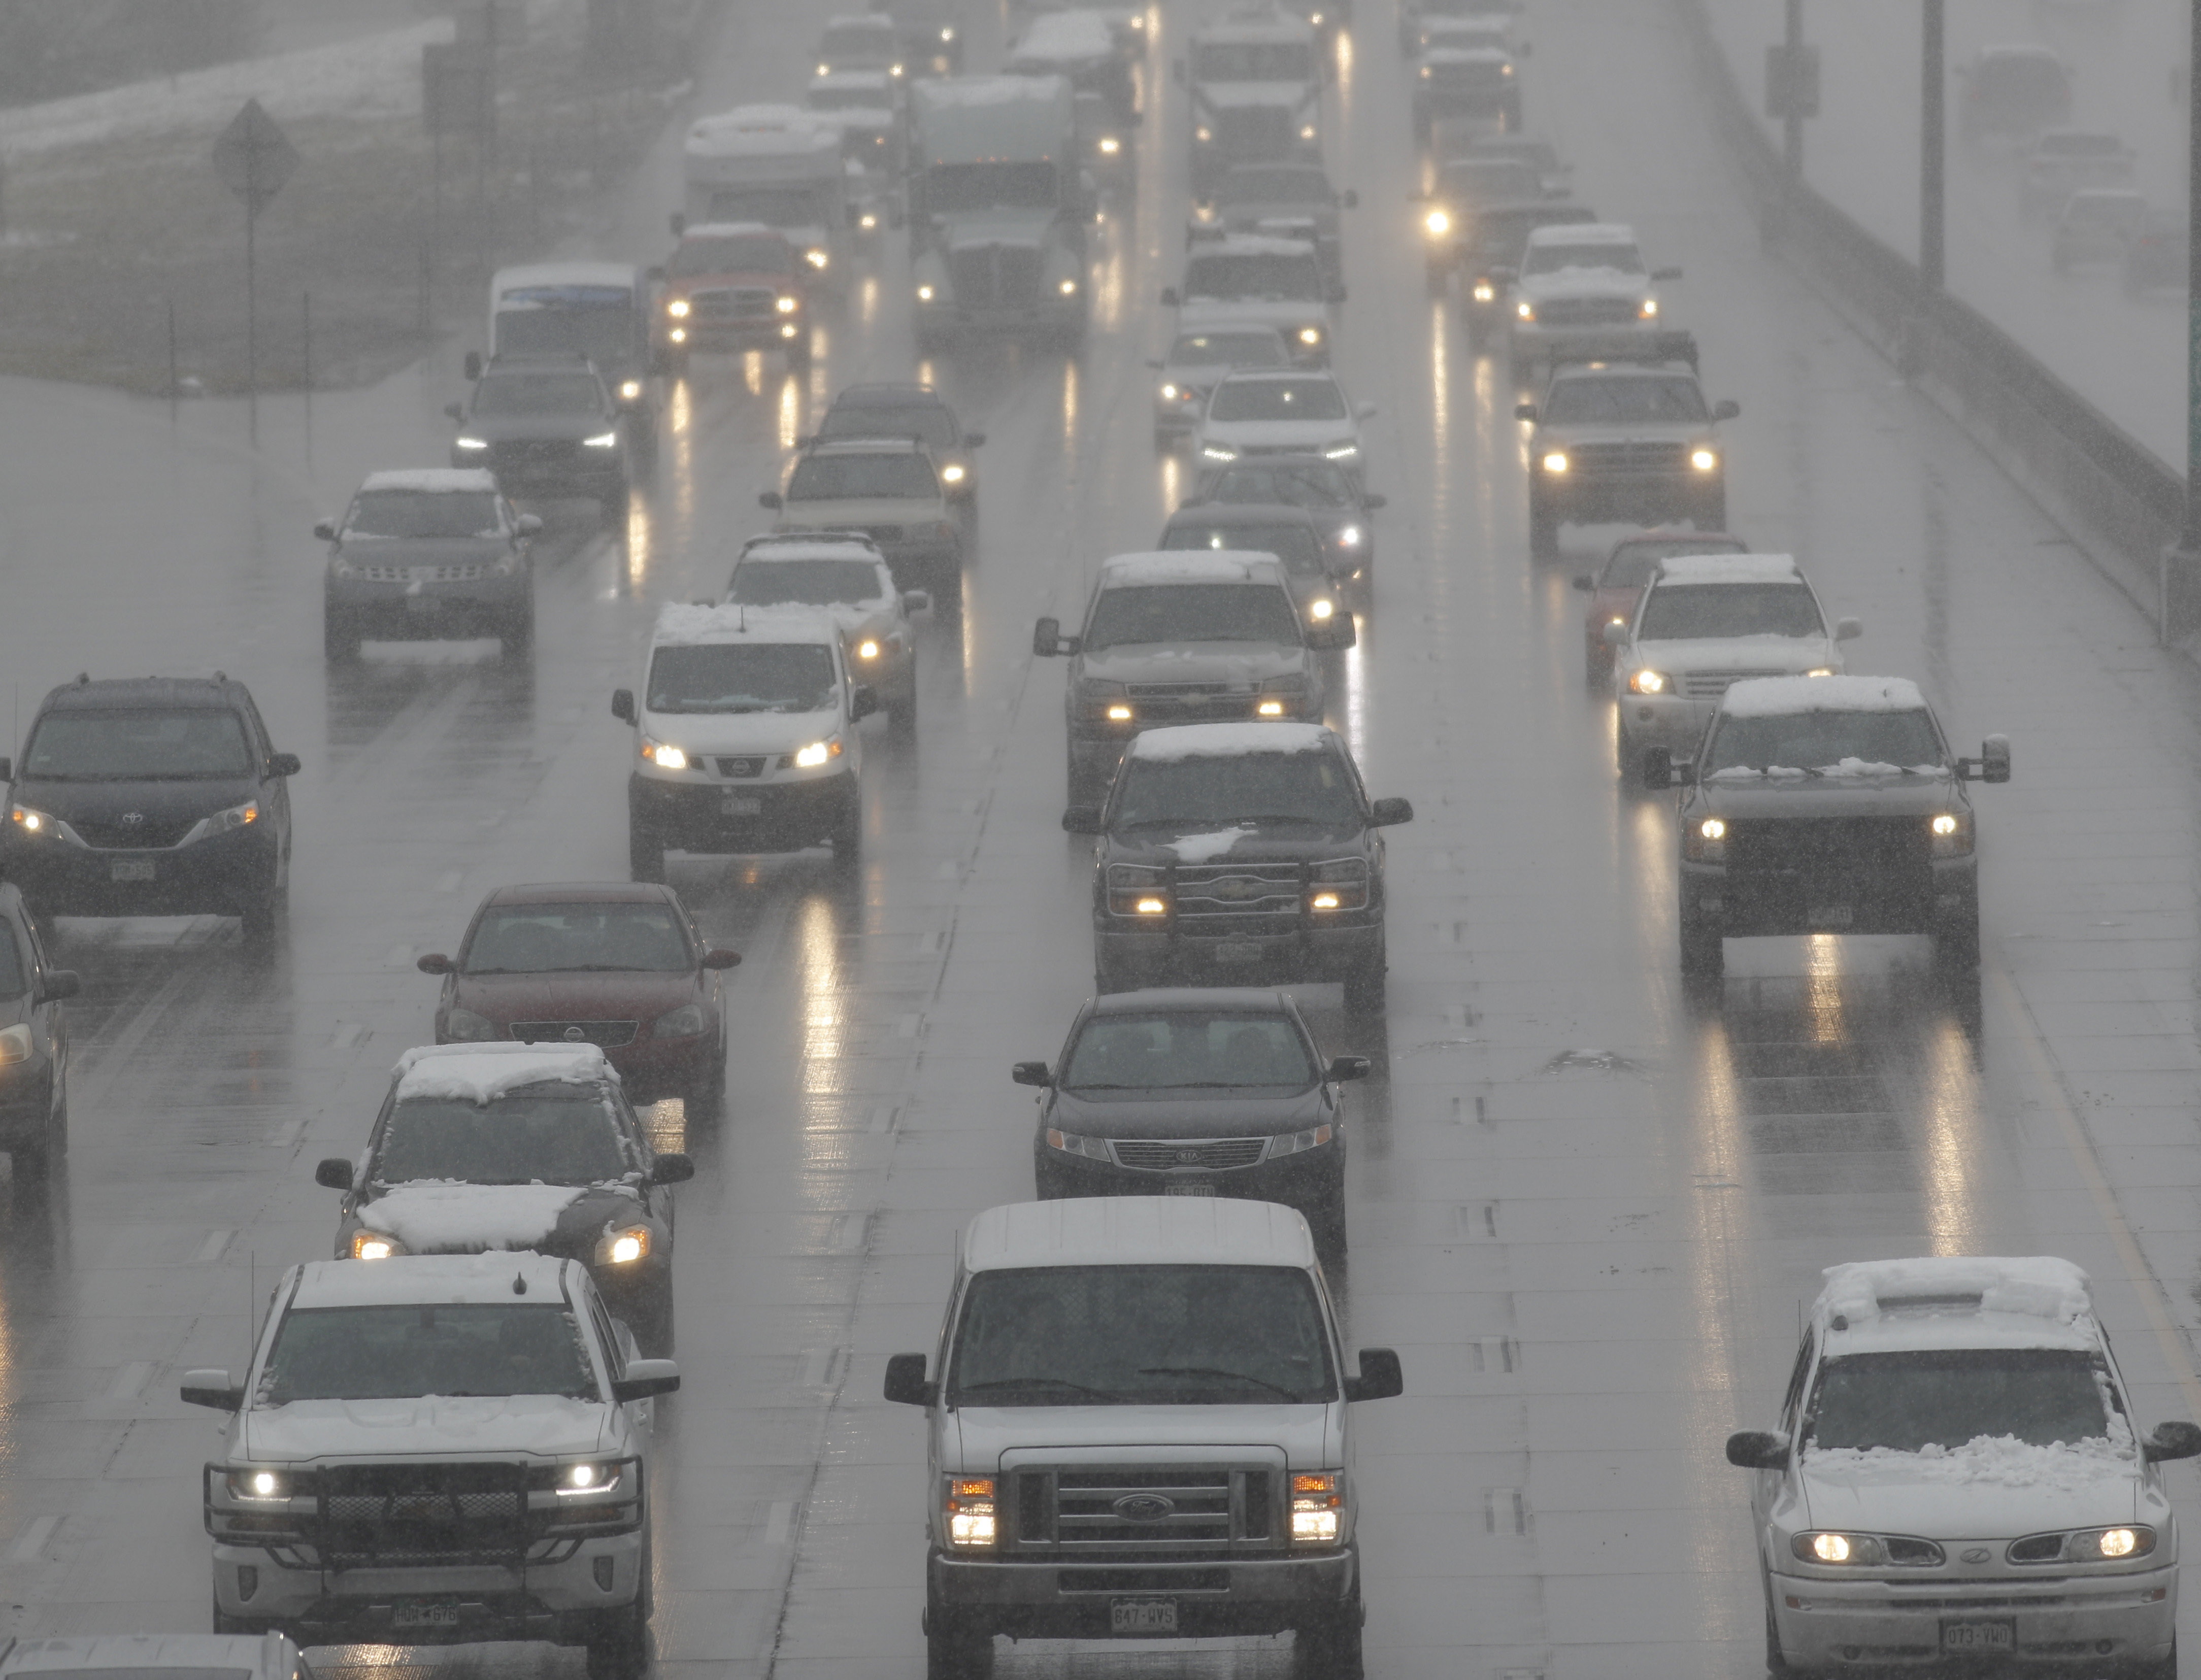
[949,245,1043,310]
[1172,862,1302,918]
[72,816,197,849]
[1681,667,1789,698]
[312,1463,528,1571]
[1727,817,1931,873]
[1538,298,1647,327]
[1571,440,1690,474]
[356,562,489,583]
[509,1019,640,1048]
[1110,1137,1269,1171]
[692,287,777,321]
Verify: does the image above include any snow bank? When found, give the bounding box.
[393,1043,611,1106]
[1808,1430,2136,1494]
[368,1182,586,1254]
[1168,827,1251,862]
[1130,722,1328,761]
[360,468,498,494]
[1818,1256,2093,1328]
[1101,551,1271,584]
[653,601,838,646]
[1723,676,1926,717]
[1655,554,1801,586]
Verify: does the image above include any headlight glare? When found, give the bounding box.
[1640,297,1659,318]
[1424,209,1451,237]
[917,284,935,301]
[227,1469,290,1502]
[776,295,798,313]
[596,1225,651,1266]
[1627,669,1668,695]
[793,739,839,768]
[1542,451,1569,474]
[1297,327,1321,345]
[9,804,57,836]
[583,431,619,449]
[618,379,642,401]
[666,299,691,319]
[643,740,689,770]
[1691,448,1718,472]
[1472,281,1496,301]
[940,464,965,484]
[1337,525,1362,546]
[557,1461,622,1495]
[351,1230,407,1260]
[1516,301,1535,320]
[1059,278,1078,295]
[1291,1470,1342,1541]
[946,1477,997,1545]
[454,435,489,450]
[806,249,828,269]
[443,1007,497,1043]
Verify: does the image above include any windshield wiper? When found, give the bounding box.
[956,1375,1128,1401]
[1137,1365,1303,1400]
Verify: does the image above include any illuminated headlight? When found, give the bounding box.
[780,323,797,338]
[1202,445,1240,461]
[1160,383,1181,401]
[1045,1128,1112,1158]
[1337,525,1362,546]
[596,1224,652,1266]
[455,435,489,450]
[1501,61,1514,75]
[1626,668,1669,695]
[916,284,935,301]
[793,738,840,768]
[1108,863,1169,916]
[350,1230,408,1260]
[618,379,642,401]
[1106,703,1133,721]
[669,327,687,343]
[0,1025,32,1067]
[1256,700,1285,716]
[443,1006,497,1043]
[1195,125,1214,143]
[666,298,691,319]
[1424,209,1452,237]
[1323,442,1359,461]
[1639,297,1659,318]
[1291,1471,1343,1542]
[816,61,830,74]
[945,1477,997,1545]
[856,639,884,660]
[1929,811,1974,856]
[1699,818,1726,839]
[1419,64,1431,78]
[941,24,955,39]
[181,799,259,843]
[1516,301,1536,321]
[1805,667,1833,677]
[1472,280,1496,302]
[654,1003,705,1039]
[806,248,829,269]
[776,295,798,313]
[557,1462,624,1495]
[1099,136,1121,154]
[583,431,619,448]
[1059,278,1078,295]
[226,1470,291,1502]
[1271,1124,1335,1157]
[860,212,878,229]
[1793,1532,1944,1567]
[940,464,966,484]
[1690,448,1718,472]
[1297,327,1322,346]
[1310,856,1369,909]
[2081,1526,2153,1560]
[1683,817,1725,861]
[1299,124,1317,141]
[1541,451,1569,474]
[1309,597,1335,619]
[1310,9,1324,21]
[642,740,689,769]
[890,62,905,76]
[8,803,59,836]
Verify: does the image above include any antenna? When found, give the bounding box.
[513,1270,528,1295]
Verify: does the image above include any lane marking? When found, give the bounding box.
[7,1515,57,1563]
[867,1104,899,1134]
[764,1500,794,1545]
[102,1361,151,1402]
[195,1229,234,1263]
[894,1013,923,1039]
[329,1022,369,1050]
[1484,1488,1527,1534]
[264,1117,305,1149]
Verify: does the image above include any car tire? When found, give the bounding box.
[503,598,535,658]
[828,791,863,862]
[1295,1604,1364,1680]
[629,824,666,885]
[241,881,285,940]
[1528,499,1559,560]
[323,605,362,664]
[1342,939,1387,1014]
[2132,1637,2177,1680]
[888,683,918,733]
[1933,902,1981,972]
[1679,897,1724,981]
[583,1596,650,1680]
[925,1621,993,1680]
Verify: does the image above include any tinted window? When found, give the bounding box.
[648,643,839,714]
[1209,377,1347,421]
[472,373,605,416]
[1542,377,1709,425]
[1083,583,1300,650]
[1112,749,1359,828]
[1169,331,1289,367]
[463,903,692,974]
[787,453,940,500]
[925,162,1058,213]
[1217,167,1330,206]
[347,489,503,539]
[376,1082,631,1185]
[948,1265,1336,1405]
[1062,1011,1315,1089]
[1191,42,1316,81]
[25,711,253,780]
[1523,241,1645,277]
[820,407,958,451]
[0,924,22,997]
[1637,582,1822,641]
[1204,461,1357,508]
[259,1303,594,1403]
[1184,253,1324,301]
[669,234,795,276]
[1809,1349,2111,1453]
[728,558,889,607]
[1162,523,1325,576]
[1703,709,1947,775]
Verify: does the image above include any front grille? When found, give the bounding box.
[490,440,579,468]
[1111,1137,1269,1171]
[1538,298,1647,328]
[1129,682,1232,698]
[1173,862,1303,918]
[716,755,768,778]
[1121,683,1269,723]
[1057,1469,1230,1544]
[1726,817,1931,873]
[355,562,490,583]
[1681,667,1791,698]
[692,287,777,321]
[312,1463,528,1571]
[1571,440,1689,475]
[509,1019,640,1048]
[950,245,1043,311]
[1213,107,1292,154]
[72,816,198,849]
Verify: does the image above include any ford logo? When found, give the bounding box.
[1961,1547,1991,1564]
[563,1026,586,1042]
[1113,1493,1175,1523]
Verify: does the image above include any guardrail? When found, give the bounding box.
[1672,0,2195,639]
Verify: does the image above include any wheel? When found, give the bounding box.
[828,792,862,861]
[241,880,285,939]
[1296,1605,1364,1680]
[1933,902,1981,971]
[685,1031,725,1119]
[925,1621,993,1680]
[888,683,918,732]
[1679,898,1724,980]
[1528,499,1559,559]
[601,484,631,527]
[629,824,666,885]
[583,1597,650,1680]
[1342,939,1387,1013]
[323,605,361,663]
[503,598,535,657]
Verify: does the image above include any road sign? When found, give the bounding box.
[212,98,298,218]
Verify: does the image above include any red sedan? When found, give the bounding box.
[419,882,740,1114]
[1572,529,1748,685]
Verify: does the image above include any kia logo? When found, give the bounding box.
[1961,1547,1991,1564]
[563,1026,585,1042]
[1113,1493,1175,1523]
[1178,1150,1204,1165]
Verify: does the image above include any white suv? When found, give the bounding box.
[1507,221,1680,375]
[1609,553,1858,787]
[883,1196,1403,1680]
[1194,368,1375,484]
[1728,1256,2197,1680]
[185,1252,680,1678]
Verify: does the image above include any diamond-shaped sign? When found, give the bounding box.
[212,99,298,218]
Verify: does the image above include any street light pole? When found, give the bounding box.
[1920,0,1945,292]
[2166,0,2201,641]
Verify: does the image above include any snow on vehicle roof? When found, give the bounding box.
[652,601,841,647]
[492,261,640,294]
[358,468,498,495]
[1011,10,1118,62]
[393,1043,614,1106]
[1099,550,1284,585]
[1814,1256,2098,1355]
[1128,721,1331,761]
[686,105,843,158]
[738,537,890,564]
[288,1251,579,1311]
[1191,233,1324,258]
[1421,45,1513,63]
[3,1635,287,1674]
[678,220,783,241]
[913,75,1067,109]
[1653,553,1803,586]
[1721,675,1926,717]
[1525,221,1639,245]
[964,1196,1317,1272]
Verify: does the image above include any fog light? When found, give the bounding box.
[1107,703,1132,721]
[1473,281,1495,301]
[1311,892,1339,910]
[1691,448,1718,471]
[1135,897,1166,915]
[1930,813,1958,836]
[594,1556,616,1591]
[917,284,935,301]
[669,327,686,343]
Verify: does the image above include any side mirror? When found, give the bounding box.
[2145,1421,2201,1462]
[313,519,337,542]
[314,1157,353,1190]
[1981,733,2012,784]
[1571,574,1594,591]
[612,688,637,724]
[462,351,483,382]
[417,952,454,975]
[443,402,465,422]
[1363,493,1388,510]
[1011,1060,1053,1087]
[702,948,743,970]
[1326,1055,1371,1082]
[516,513,544,537]
[669,211,687,237]
[650,1153,696,1185]
[758,490,784,510]
[1642,746,1674,790]
[1369,796,1414,826]
[1159,286,1180,308]
[851,684,881,721]
[964,431,987,447]
[611,1358,681,1403]
[180,1369,245,1411]
[1355,402,1378,419]
[1033,616,1063,657]
[1342,188,1359,208]
[903,590,933,614]
[884,1351,936,1406]
[1602,621,1630,647]
[268,752,301,778]
[1651,266,1683,281]
[1833,617,1862,642]
[1712,398,1741,421]
[37,969,79,1004]
[1513,402,1538,422]
[1343,1347,1403,1401]
[1061,805,1106,835]
[1725,1429,1789,1469]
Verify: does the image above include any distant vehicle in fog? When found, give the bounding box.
[679,106,851,293]
[2050,188,2146,273]
[1398,0,1519,56]
[655,222,813,375]
[812,382,985,509]
[1187,454,1386,588]
[2123,207,2187,296]
[726,532,928,728]
[1008,9,1135,124]
[760,436,964,590]
[317,469,540,661]
[1149,325,1295,450]
[1417,154,1545,292]
[1411,46,1520,143]
[1162,235,1341,365]
[1456,197,1596,346]
[2017,128,2134,218]
[1158,501,1350,625]
[0,1635,309,1680]
[1190,160,1356,292]
[1957,43,2072,144]
[1506,222,1681,377]
[1572,528,1749,684]
[1517,356,1733,558]
[1180,4,1324,196]
[447,354,633,524]
[885,0,963,76]
[1191,367,1375,488]
[813,11,903,79]
[806,70,906,229]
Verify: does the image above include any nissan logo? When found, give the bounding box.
[1961,1547,1991,1564]
[1113,1493,1175,1523]
[563,1025,586,1042]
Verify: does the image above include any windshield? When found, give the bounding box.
[1185,254,1324,301]
[347,489,503,539]
[1218,167,1330,206]
[1162,523,1325,576]
[707,186,825,227]
[1170,331,1289,368]
[1191,41,1316,81]
[1704,709,1947,775]
[1209,377,1347,422]
[493,302,634,367]
[948,1265,1336,1405]
[821,406,958,451]
[1113,748,1359,828]
[926,161,1058,212]
[1084,582,1302,650]
[787,453,939,500]
[821,21,895,58]
[648,642,839,714]
[1204,461,1356,508]
[1523,241,1645,277]
[462,902,692,974]
[669,234,794,276]
[376,1083,631,1186]
[1809,1349,2112,1453]
[1468,209,1592,264]
[729,558,887,606]
[1062,1011,1315,1090]
[259,1303,595,1404]
[1637,582,1823,641]
[472,373,605,417]
[1543,377,1709,425]
[1599,537,1747,587]
[24,711,252,780]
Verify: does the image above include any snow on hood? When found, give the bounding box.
[1660,553,1802,585]
[1131,722,1330,761]
[1723,675,1926,717]
[244,1393,609,1464]
[1102,551,1272,585]
[1167,827,1255,862]
[1707,762,1947,783]
[366,1182,588,1254]
[393,1043,612,1105]
[1521,267,1653,299]
[1802,1430,2142,1539]
[1628,635,1833,671]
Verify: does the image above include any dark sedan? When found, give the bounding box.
[1017,987,1368,1244]
[1158,503,1353,626]
[0,881,76,1185]
[418,882,740,1114]
[1184,455,1386,591]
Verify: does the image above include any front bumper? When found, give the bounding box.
[669,319,805,354]
[326,574,528,638]
[630,771,854,855]
[1095,919,1382,986]
[928,1546,1357,1638]
[1035,1139,1339,1212]
[1769,1560,2177,1671]
[1681,854,1978,938]
[1,826,278,919]
[1536,471,1722,528]
[916,298,1084,337]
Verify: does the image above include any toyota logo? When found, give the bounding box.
[563,1025,586,1042]
[1113,1493,1175,1523]
[119,812,144,826]
[1961,1547,1991,1564]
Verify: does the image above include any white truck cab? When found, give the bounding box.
[680,106,852,293]
[884,1196,1403,1680]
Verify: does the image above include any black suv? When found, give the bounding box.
[1654,675,2010,980]
[1,676,298,934]
[0,881,77,1184]
[1158,502,1351,625]
[1065,721,1412,1010]
[447,352,631,522]
[1015,986,1368,1244]
[812,383,985,509]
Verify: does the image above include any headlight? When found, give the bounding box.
[776,295,798,313]
[444,1007,498,1043]
[556,1461,625,1495]
[1419,64,1431,78]
[1640,297,1659,318]
[669,327,687,343]
[1929,811,1974,856]
[595,1225,652,1266]
[655,1003,706,1039]
[1291,1471,1343,1542]
[2014,1526,2157,1562]
[642,740,689,769]
[666,298,690,318]
[8,803,59,836]
[1683,817,1726,861]
[1202,445,1240,462]
[793,738,840,768]
[1099,136,1121,154]
[890,62,905,76]
[916,283,935,301]
[1516,301,1536,321]
[1793,1532,1944,1567]
[1472,280,1496,302]
[806,248,829,269]
[1541,451,1569,474]
[1309,597,1335,620]
[1256,700,1285,716]
[1058,278,1078,295]
[454,435,489,450]
[939,464,966,485]
[857,639,883,659]
[1195,125,1213,143]
[1297,326,1322,345]
[618,379,642,401]
[1045,1128,1112,1159]
[1108,863,1168,916]
[180,800,258,844]
[1271,1123,1335,1157]
[584,431,619,449]
[1626,669,1669,695]
[1107,703,1133,721]
[1299,124,1317,141]
[1323,442,1359,460]
[1805,666,1833,677]
[0,1025,32,1067]
[1424,209,1452,238]
[1691,448,1719,472]
[1309,856,1369,910]
[860,212,879,230]
[226,1469,291,1502]
[351,1230,407,1260]
[1337,525,1362,546]
[1160,382,1185,402]
[945,1477,997,1546]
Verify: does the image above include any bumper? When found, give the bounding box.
[1,829,278,919]
[211,1532,644,1640]
[1617,693,1717,755]
[1035,1139,1340,1212]
[1769,1561,2177,1670]
[630,771,854,855]
[1537,473,1722,527]
[1682,855,1978,938]
[928,1547,1357,1638]
[1095,919,1383,986]
[326,577,528,638]
[1511,322,1677,364]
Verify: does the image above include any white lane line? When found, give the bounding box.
[827,1213,872,1254]
[103,1361,152,1402]
[7,1515,57,1563]
[1483,1488,1527,1534]
[329,1022,369,1050]
[264,1117,305,1149]
[894,1013,922,1038]
[195,1229,234,1263]
[764,1500,795,1545]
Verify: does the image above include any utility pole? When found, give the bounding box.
[1920,0,1946,292]
[2165,0,2201,641]
[1783,0,1805,183]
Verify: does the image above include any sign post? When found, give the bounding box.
[212,99,298,437]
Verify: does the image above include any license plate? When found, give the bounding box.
[110,859,155,883]
[392,1601,462,1630]
[1940,1621,2013,1653]
[1164,1182,1215,1197]
[721,796,762,817]
[1111,1600,1178,1634]
[405,595,444,615]
[1213,940,1263,963]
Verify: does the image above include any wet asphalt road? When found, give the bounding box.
[2,3,2201,1679]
